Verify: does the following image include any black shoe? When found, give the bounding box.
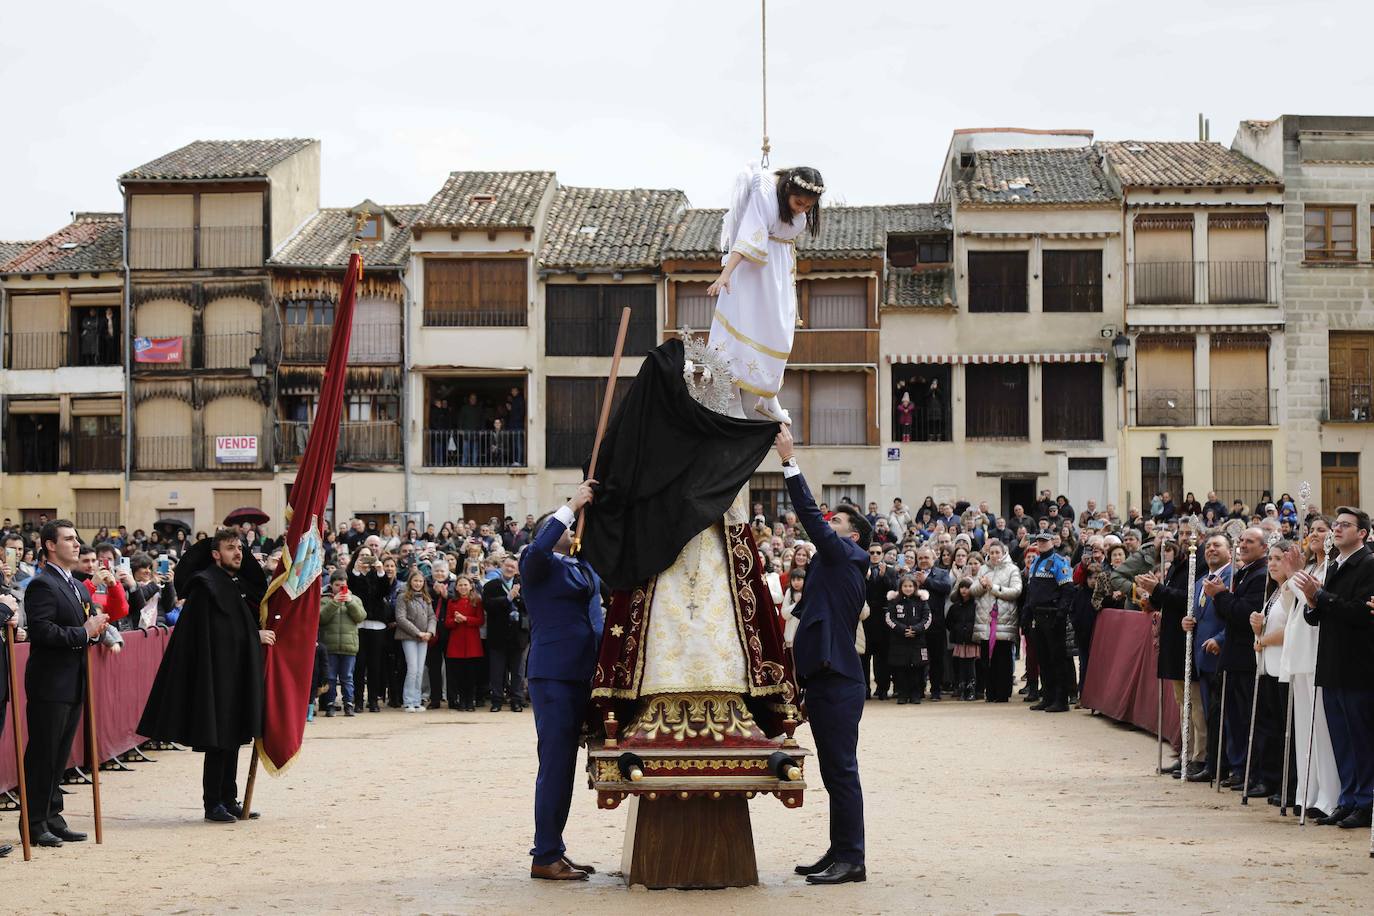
[1337,806,1372,829]
[490,703,503,712]
[223,801,261,820]
[896,697,908,705]
[1043,701,1070,713]
[344,706,355,717]
[1316,805,1353,825]
[1306,807,1328,820]
[794,852,834,876]
[34,831,63,848]
[0,843,11,857]
[1185,765,1215,783]
[929,693,942,702]
[51,826,86,842]
[1029,699,1050,711]
[910,697,921,705]
[1245,782,1272,799]
[1163,761,1182,776]
[368,704,380,713]
[324,709,333,718]
[806,862,867,885]
[510,701,524,712]
[1220,773,1242,789]
[204,805,237,823]
[1023,691,1041,703]
[1267,793,1282,806]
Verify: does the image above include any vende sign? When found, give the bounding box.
[216,435,258,463]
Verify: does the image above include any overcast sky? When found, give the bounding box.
[3,0,1372,241]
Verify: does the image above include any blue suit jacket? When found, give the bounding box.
[1191,564,1231,675]
[786,471,868,685]
[519,513,605,683]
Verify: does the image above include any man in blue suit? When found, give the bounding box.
[520,479,605,881]
[1182,531,1232,783]
[776,427,870,886]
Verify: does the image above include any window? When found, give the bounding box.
[1321,452,1360,513]
[1209,335,1271,425]
[967,251,1027,313]
[546,285,656,356]
[1042,363,1103,441]
[545,376,632,468]
[1304,205,1356,261]
[1328,331,1374,421]
[5,403,59,472]
[808,373,868,445]
[750,472,793,524]
[74,489,120,533]
[129,193,194,269]
[199,192,263,268]
[1212,441,1272,512]
[1141,457,1183,509]
[822,485,865,511]
[805,279,867,329]
[965,364,1029,439]
[7,292,64,370]
[888,236,948,268]
[70,303,122,366]
[674,281,714,330]
[1133,215,1195,304]
[359,215,382,241]
[891,364,951,442]
[424,377,526,468]
[424,258,527,327]
[1133,336,1197,426]
[71,411,122,472]
[1042,250,1102,313]
[213,489,263,528]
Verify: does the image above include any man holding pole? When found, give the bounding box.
[22,519,109,848]
[138,530,274,823]
[1205,527,1267,794]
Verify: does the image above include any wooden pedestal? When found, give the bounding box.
[621,795,759,889]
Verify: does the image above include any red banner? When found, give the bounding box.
[256,252,361,774]
[133,336,184,363]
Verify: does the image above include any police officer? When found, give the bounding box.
[1024,532,1074,713]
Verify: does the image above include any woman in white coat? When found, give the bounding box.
[970,540,1022,702]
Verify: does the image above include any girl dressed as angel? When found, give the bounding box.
[706,164,824,424]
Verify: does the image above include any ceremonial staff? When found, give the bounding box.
[84,638,103,843]
[1278,481,1309,817]
[570,307,631,556]
[5,615,30,860]
[1180,538,1199,782]
[1241,532,1281,805]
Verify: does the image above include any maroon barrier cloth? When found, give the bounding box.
[1081,608,1181,749]
[1,627,170,792]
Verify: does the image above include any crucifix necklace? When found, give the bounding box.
[684,528,712,620]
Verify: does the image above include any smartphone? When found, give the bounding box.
[119,557,132,575]
[157,556,171,575]
[4,546,17,569]
[102,558,112,571]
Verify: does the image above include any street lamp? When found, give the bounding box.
[249,347,271,399]
[1112,332,1130,387]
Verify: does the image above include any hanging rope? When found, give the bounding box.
[760,0,770,167]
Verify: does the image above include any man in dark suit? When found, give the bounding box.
[861,547,894,700]
[776,426,870,886]
[1294,507,1374,829]
[484,556,528,712]
[22,519,110,848]
[1181,533,1232,782]
[520,480,603,881]
[1205,526,1266,793]
[1,591,20,857]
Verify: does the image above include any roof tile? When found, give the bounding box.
[122,139,316,180]
[415,171,555,230]
[1098,141,1280,188]
[269,205,423,270]
[885,266,953,309]
[956,148,1117,205]
[1,214,122,274]
[538,186,687,270]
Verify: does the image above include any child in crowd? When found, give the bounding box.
[946,577,979,701]
[885,575,931,704]
[780,567,805,647]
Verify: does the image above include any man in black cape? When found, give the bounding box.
[138,529,274,822]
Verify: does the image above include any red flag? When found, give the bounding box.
[255,251,362,773]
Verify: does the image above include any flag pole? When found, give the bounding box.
[83,645,103,844]
[240,743,259,821]
[5,618,31,860]
[571,306,631,556]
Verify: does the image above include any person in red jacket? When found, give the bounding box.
[76,545,127,650]
[442,575,486,711]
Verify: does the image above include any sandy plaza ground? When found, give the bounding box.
[4,693,1372,915]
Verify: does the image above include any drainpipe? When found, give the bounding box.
[402,265,413,524]
[121,182,132,519]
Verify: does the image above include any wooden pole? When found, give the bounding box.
[240,745,259,821]
[83,645,103,844]
[571,307,632,556]
[5,619,31,860]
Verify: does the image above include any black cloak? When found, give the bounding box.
[138,553,267,751]
[579,338,779,590]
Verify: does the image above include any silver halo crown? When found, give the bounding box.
[679,328,734,416]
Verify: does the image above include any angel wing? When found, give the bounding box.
[718,163,760,260]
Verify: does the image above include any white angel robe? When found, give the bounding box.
[708,167,807,402]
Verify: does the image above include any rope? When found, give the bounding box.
[760,0,770,167]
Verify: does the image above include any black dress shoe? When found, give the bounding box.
[52,826,86,842]
[490,703,503,712]
[806,862,867,885]
[1337,806,1372,829]
[896,697,907,705]
[794,852,834,875]
[368,704,380,713]
[1163,761,1182,775]
[1267,793,1281,806]
[1043,701,1070,713]
[0,842,12,857]
[223,801,261,820]
[204,804,237,823]
[1220,773,1242,789]
[1306,807,1328,820]
[1316,804,1353,825]
[34,831,63,848]
[929,693,942,702]
[1185,766,1215,783]
[1245,782,1272,799]
[1029,699,1050,711]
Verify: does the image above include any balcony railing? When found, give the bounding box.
[1043,403,1104,442]
[1130,388,1278,426]
[892,405,952,443]
[1129,261,1276,305]
[129,225,263,269]
[1323,382,1372,422]
[807,407,867,446]
[204,331,261,369]
[423,308,527,328]
[199,225,263,268]
[75,511,120,530]
[5,331,66,370]
[277,420,402,464]
[424,429,526,468]
[966,405,1030,441]
[136,435,194,471]
[130,227,195,270]
[282,322,402,363]
[71,435,124,472]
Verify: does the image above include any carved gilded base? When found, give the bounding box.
[623,692,769,746]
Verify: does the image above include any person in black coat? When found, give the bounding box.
[944,579,978,701]
[1204,527,1266,791]
[137,530,274,822]
[777,427,869,886]
[861,547,895,700]
[885,577,931,705]
[0,590,20,857]
[1293,507,1374,828]
[914,548,953,700]
[483,556,528,712]
[22,520,111,847]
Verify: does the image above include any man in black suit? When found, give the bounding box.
[1,591,20,857]
[1204,526,1266,793]
[777,426,870,886]
[861,546,894,700]
[23,519,110,848]
[1294,507,1374,829]
[483,556,528,712]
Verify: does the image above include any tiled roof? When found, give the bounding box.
[800,206,886,258]
[0,240,34,265]
[539,186,688,270]
[885,267,953,309]
[956,148,1117,205]
[662,208,726,259]
[270,205,423,270]
[415,171,555,230]
[1,214,122,274]
[122,139,317,180]
[881,203,952,234]
[1098,141,1280,188]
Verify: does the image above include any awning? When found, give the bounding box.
[1129,322,1283,334]
[886,352,1105,365]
